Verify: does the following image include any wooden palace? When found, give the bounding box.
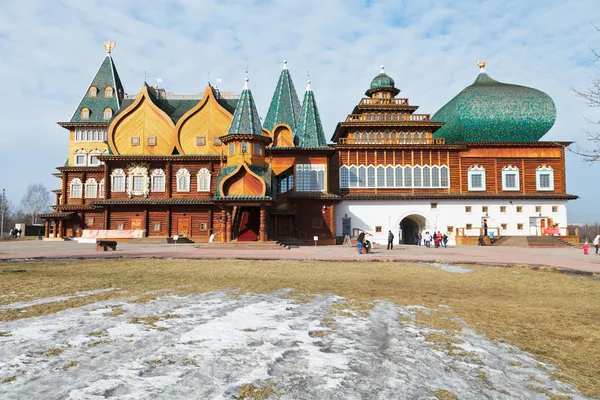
[41,43,577,245]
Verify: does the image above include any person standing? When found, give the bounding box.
[357,230,365,255]
[593,234,600,255]
[442,233,448,248]
[424,232,430,248]
[418,232,422,246]
[583,241,589,255]
[387,230,394,250]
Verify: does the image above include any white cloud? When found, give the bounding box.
[0,0,598,222]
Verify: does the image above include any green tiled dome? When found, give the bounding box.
[365,67,400,96]
[432,68,556,143]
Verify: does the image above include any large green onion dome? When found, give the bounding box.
[365,66,400,96]
[432,62,556,143]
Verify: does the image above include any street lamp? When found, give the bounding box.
[1,189,5,238]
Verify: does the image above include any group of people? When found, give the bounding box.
[412,231,448,248]
[583,234,600,255]
[356,230,373,254]
[8,228,22,238]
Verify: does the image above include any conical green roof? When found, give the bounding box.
[432,67,556,143]
[263,61,301,132]
[226,77,264,136]
[294,81,327,147]
[70,55,124,123]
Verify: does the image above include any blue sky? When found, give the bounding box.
[0,0,599,223]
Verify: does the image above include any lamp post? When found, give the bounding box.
[1,189,5,238]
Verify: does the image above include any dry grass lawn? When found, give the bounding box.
[0,259,599,397]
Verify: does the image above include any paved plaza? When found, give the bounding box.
[0,240,598,274]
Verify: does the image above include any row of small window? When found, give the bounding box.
[74,129,108,142]
[74,150,108,166]
[463,205,560,213]
[70,178,104,198]
[88,86,114,98]
[110,168,211,194]
[340,165,450,188]
[295,164,326,192]
[113,222,210,231]
[229,141,262,156]
[80,107,113,120]
[463,223,554,231]
[352,131,428,140]
[468,165,554,192]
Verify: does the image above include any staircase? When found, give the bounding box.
[276,236,306,249]
[167,237,195,244]
[497,236,529,247]
[237,210,260,242]
[526,236,576,248]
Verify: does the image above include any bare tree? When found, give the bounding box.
[573,24,600,162]
[20,183,50,225]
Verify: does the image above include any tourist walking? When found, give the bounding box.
[387,230,394,250]
[424,232,432,248]
[414,232,419,246]
[442,233,448,248]
[593,235,600,255]
[418,232,422,246]
[583,241,589,255]
[357,230,365,255]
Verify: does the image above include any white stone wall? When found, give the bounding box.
[336,199,568,245]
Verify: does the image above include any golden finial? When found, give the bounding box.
[104,40,116,55]
[477,60,486,70]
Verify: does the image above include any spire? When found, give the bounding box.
[263,61,302,132]
[294,80,327,147]
[226,74,263,136]
[380,65,385,74]
[70,41,124,122]
[477,60,486,74]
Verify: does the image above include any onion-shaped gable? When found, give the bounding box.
[432,69,556,143]
[174,85,234,155]
[108,84,175,155]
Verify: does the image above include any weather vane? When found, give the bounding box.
[104,40,116,55]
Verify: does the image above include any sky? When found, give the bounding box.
[0,0,599,223]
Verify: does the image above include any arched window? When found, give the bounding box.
[368,132,375,144]
[413,166,422,187]
[404,166,412,187]
[339,166,349,188]
[151,169,166,192]
[358,165,367,188]
[361,132,367,140]
[431,166,440,187]
[395,165,403,187]
[423,165,431,187]
[74,149,87,166]
[70,178,83,198]
[103,108,113,120]
[536,165,554,191]
[440,165,449,188]
[376,165,385,187]
[385,166,394,187]
[384,130,390,139]
[502,165,520,191]
[399,132,405,143]
[88,150,101,166]
[391,131,397,141]
[80,108,90,120]
[354,132,360,139]
[176,168,190,192]
[105,87,114,98]
[99,179,105,198]
[376,133,382,142]
[349,166,358,188]
[468,165,486,191]
[421,132,427,140]
[317,168,325,191]
[367,165,376,187]
[197,168,211,192]
[111,169,126,192]
[85,178,98,198]
[89,87,97,97]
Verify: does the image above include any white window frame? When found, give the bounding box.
[99,179,105,198]
[413,165,422,187]
[197,168,211,192]
[74,150,87,166]
[111,169,126,193]
[395,165,403,187]
[127,166,149,197]
[358,165,367,188]
[103,108,113,120]
[348,166,358,188]
[176,168,191,192]
[468,165,486,191]
[502,165,520,191]
[440,165,449,188]
[339,166,349,188]
[85,178,98,198]
[88,151,101,166]
[151,169,166,192]
[536,165,554,191]
[422,165,431,187]
[295,164,326,192]
[70,178,83,198]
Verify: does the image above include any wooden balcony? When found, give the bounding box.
[338,137,445,145]
[345,113,431,122]
[359,98,410,106]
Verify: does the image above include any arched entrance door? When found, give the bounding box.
[399,214,426,244]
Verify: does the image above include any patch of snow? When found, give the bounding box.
[429,262,473,274]
[0,291,590,399]
[0,289,120,311]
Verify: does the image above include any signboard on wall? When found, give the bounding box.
[543,227,560,235]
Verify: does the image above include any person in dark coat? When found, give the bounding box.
[387,230,394,250]
[357,231,365,254]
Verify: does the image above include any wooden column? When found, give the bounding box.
[208,208,213,236]
[166,163,172,198]
[61,173,68,203]
[166,207,172,237]
[103,208,109,230]
[44,220,50,238]
[259,207,266,242]
[226,209,232,242]
[104,163,110,199]
[329,203,335,238]
[144,208,149,237]
[81,212,85,237]
[220,209,226,242]
[58,220,63,238]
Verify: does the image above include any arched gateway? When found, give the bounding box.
[399,214,427,244]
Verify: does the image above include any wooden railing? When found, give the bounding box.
[359,98,409,106]
[338,137,445,145]
[345,113,431,122]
